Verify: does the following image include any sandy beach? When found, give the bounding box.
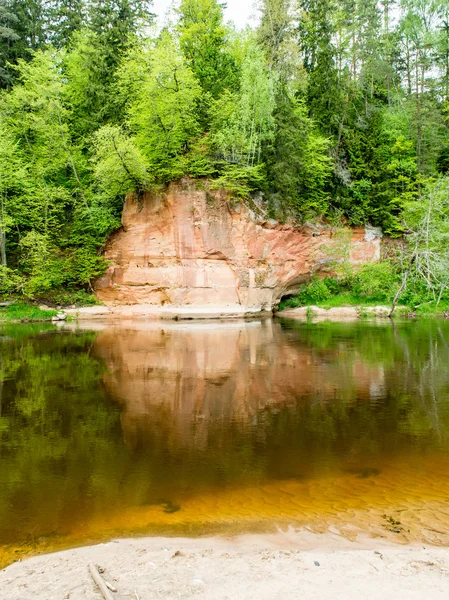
[2,530,449,600]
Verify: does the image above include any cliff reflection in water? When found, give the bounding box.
[95,320,387,454]
[93,319,449,486]
[1,319,449,562]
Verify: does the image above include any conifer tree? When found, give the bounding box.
[45,0,86,48]
[0,0,19,87]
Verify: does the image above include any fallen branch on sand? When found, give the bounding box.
[88,562,115,600]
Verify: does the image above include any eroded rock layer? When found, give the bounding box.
[95,180,381,312]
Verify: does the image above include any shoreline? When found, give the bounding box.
[64,304,274,320]
[2,530,449,599]
[1,302,448,324]
[276,305,404,321]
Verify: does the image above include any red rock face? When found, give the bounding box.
[95,180,381,311]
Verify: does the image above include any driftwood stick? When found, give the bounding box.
[88,563,115,600]
[105,580,118,593]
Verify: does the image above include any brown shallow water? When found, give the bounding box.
[1,318,449,566]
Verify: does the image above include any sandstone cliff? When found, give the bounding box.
[95,180,381,315]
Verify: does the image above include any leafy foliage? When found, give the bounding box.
[91,125,151,201]
[1,0,449,300]
[177,0,237,99]
[0,266,22,295]
[280,262,401,310]
[351,262,399,302]
[122,32,203,181]
[391,177,449,311]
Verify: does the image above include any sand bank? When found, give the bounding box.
[2,530,449,599]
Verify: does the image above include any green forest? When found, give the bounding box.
[1,0,449,303]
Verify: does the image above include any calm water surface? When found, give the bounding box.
[1,318,449,565]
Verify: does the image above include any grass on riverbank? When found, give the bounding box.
[278,263,449,316]
[279,291,449,315]
[0,302,58,322]
[279,293,389,310]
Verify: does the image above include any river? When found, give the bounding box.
[1,318,449,566]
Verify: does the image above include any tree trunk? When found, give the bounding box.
[0,194,6,267]
[389,253,416,317]
[405,37,412,96]
[443,14,449,101]
[416,51,422,196]
[384,0,390,106]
